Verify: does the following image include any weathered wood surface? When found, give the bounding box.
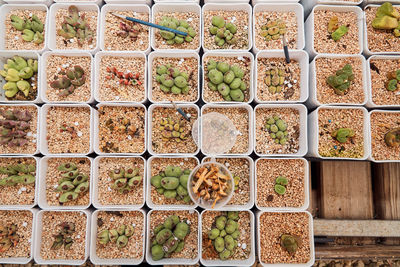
[315,245,400,260]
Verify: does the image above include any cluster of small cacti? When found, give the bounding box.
[264,67,286,94]
[280,234,301,254]
[260,20,287,41]
[50,65,86,97]
[0,109,32,147]
[105,117,138,136]
[384,127,400,147]
[274,176,288,195]
[51,222,75,250]
[97,224,135,249]
[327,64,354,96]
[208,211,240,260]
[105,66,141,86]
[159,117,188,142]
[0,56,38,98]
[331,128,355,143]
[0,224,19,253]
[151,215,190,261]
[209,16,237,47]
[116,22,143,41]
[207,59,246,102]
[109,167,142,194]
[327,16,349,41]
[58,5,94,46]
[264,115,288,145]
[151,165,191,203]
[155,64,190,95]
[386,70,400,92]
[159,17,196,45]
[372,2,400,37]
[0,163,35,186]
[55,163,89,203]
[10,14,44,44]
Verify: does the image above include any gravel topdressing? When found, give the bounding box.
[370,112,400,161]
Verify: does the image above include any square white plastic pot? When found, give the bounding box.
[202,3,252,52]
[305,5,364,58]
[92,155,146,210]
[252,3,304,53]
[34,209,91,265]
[302,0,362,16]
[202,51,254,104]
[0,51,41,103]
[38,155,93,210]
[254,157,309,211]
[40,51,94,104]
[40,103,94,156]
[307,106,370,160]
[93,103,147,155]
[200,210,255,266]
[148,51,200,104]
[90,209,146,265]
[99,4,151,54]
[254,104,308,157]
[201,155,255,210]
[105,0,150,5]
[308,54,367,107]
[254,50,309,104]
[256,210,315,267]
[94,51,147,103]
[151,3,202,52]
[48,3,100,54]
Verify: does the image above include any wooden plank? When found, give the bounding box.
[316,245,400,260]
[314,219,400,237]
[320,161,373,219]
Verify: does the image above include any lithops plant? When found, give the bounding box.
[274,175,288,195]
[105,66,141,86]
[264,115,288,145]
[0,163,35,187]
[116,22,143,41]
[57,5,94,46]
[0,56,38,99]
[108,167,142,194]
[260,20,287,42]
[158,16,196,45]
[51,222,75,250]
[280,234,302,255]
[372,2,400,37]
[151,215,190,261]
[385,70,400,92]
[159,117,189,142]
[209,16,237,47]
[10,14,44,44]
[50,65,86,97]
[55,163,89,203]
[0,109,32,147]
[327,16,348,42]
[151,165,191,203]
[264,67,286,94]
[0,224,20,252]
[97,224,135,249]
[207,59,247,102]
[327,64,354,96]
[155,64,190,95]
[384,127,400,147]
[331,128,355,144]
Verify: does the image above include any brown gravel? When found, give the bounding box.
[98,56,146,102]
[55,8,97,50]
[39,211,87,260]
[0,210,33,259]
[0,157,36,206]
[313,9,360,54]
[256,158,305,208]
[154,11,200,50]
[257,58,301,102]
[45,55,92,102]
[149,210,198,260]
[254,11,298,50]
[203,55,252,103]
[315,56,365,105]
[4,9,46,51]
[369,58,400,106]
[151,57,199,103]
[370,111,400,161]
[103,10,149,51]
[203,106,250,154]
[46,106,91,154]
[259,212,311,264]
[203,10,249,50]
[150,106,198,154]
[149,157,197,206]
[95,211,144,260]
[0,105,38,155]
[97,157,144,206]
[255,107,300,155]
[365,6,400,53]
[318,108,365,158]
[45,157,90,207]
[201,210,251,261]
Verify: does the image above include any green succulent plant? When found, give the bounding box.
[0,224,19,253]
[0,109,32,147]
[209,16,238,47]
[372,2,400,37]
[51,222,75,250]
[265,115,288,145]
[56,163,89,203]
[264,67,286,94]
[384,127,400,147]
[108,167,142,194]
[274,176,288,195]
[50,65,86,97]
[280,234,302,255]
[260,19,287,41]
[155,64,190,95]
[158,117,189,143]
[331,128,355,143]
[385,69,400,92]
[10,14,44,44]
[158,16,196,45]
[97,224,135,249]
[0,162,35,187]
[327,16,348,41]
[326,64,354,96]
